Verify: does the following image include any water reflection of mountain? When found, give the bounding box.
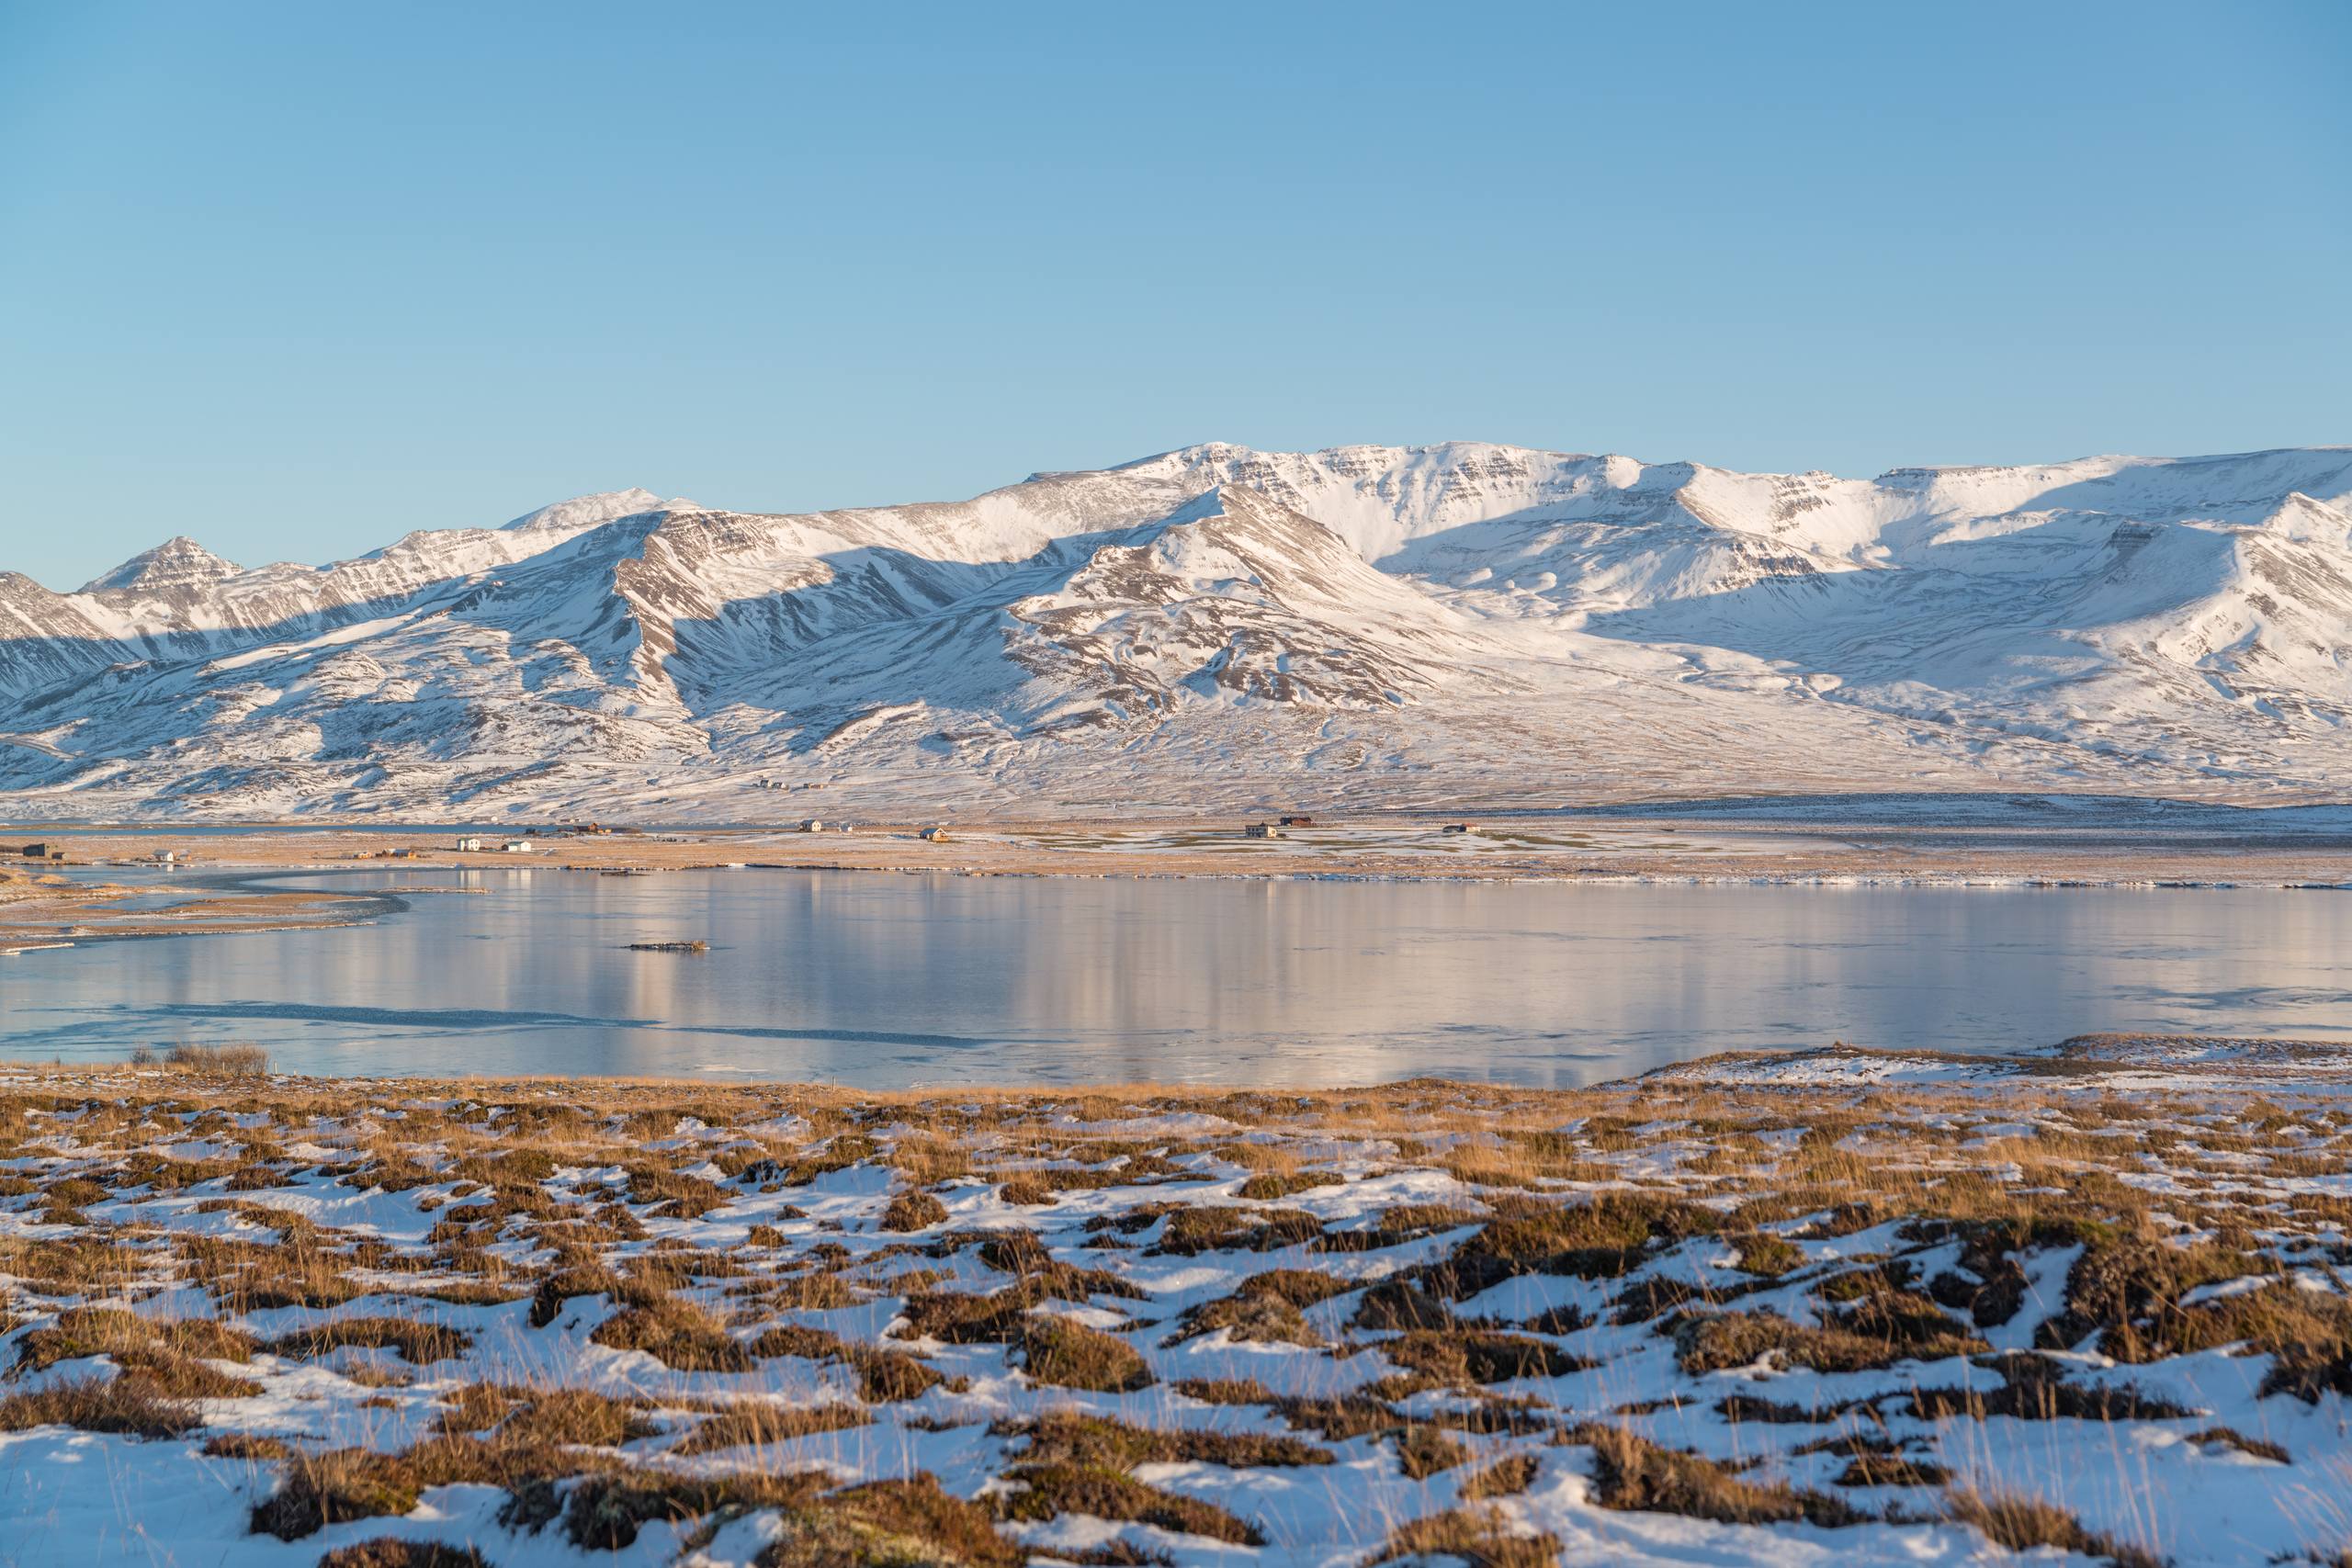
[6,871,2351,1085]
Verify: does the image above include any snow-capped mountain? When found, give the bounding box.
[3,441,2349,818]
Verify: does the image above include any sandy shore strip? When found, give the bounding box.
[0,1038,2346,1564]
[0,864,390,950]
[18,807,2352,890]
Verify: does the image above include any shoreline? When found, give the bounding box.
[10,818,2352,952]
[20,810,2352,893]
[6,1034,2344,1093]
[0,870,400,951]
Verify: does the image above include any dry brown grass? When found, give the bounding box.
[266,1315,472,1365]
[621,1162,734,1218]
[588,1296,751,1372]
[748,1323,948,1402]
[1170,1287,1326,1348]
[560,1468,829,1551]
[1013,1315,1153,1393]
[1137,1201,1314,1254]
[1402,1191,1723,1301]
[1172,1377,1276,1405]
[2031,1229,2352,1400]
[1906,1351,2195,1423]
[1458,1451,1543,1499]
[435,1383,659,1448]
[1383,1328,1591,1385]
[247,1436,819,1545]
[1365,1505,1561,1568]
[0,1233,150,1296]
[763,1475,1023,1567]
[0,1374,200,1438]
[743,1269,865,1311]
[993,1410,1332,1470]
[178,1233,372,1312]
[1945,1487,2163,1568]
[669,1400,872,1454]
[878,1189,950,1232]
[164,1042,272,1078]
[1833,1452,1952,1488]
[315,1542,490,1568]
[14,1306,260,1399]
[1394,1423,1472,1478]
[997,1462,1263,1546]
[1674,1303,1986,1375]
[250,1446,464,1540]
[1574,1424,1861,1529]
[1,1065,2342,1565]
[886,1134,972,1186]
[996,1174,1056,1206]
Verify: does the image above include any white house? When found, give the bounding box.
[454,836,485,852]
[500,840,536,853]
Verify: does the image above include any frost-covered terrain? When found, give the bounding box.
[5,1049,2352,1565]
[3,443,2349,818]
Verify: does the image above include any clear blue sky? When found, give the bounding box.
[3,1,2346,589]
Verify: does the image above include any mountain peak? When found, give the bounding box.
[9,440,2352,817]
[503,489,672,533]
[80,536,241,595]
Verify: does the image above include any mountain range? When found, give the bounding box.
[3,441,2349,818]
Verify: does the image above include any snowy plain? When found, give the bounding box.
[2,1046,2350,1565]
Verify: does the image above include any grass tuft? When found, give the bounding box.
[164,1042,272,1078]
[998,1462,1263,1546]
[1364,1505,1561,1568]
[1574,1423,1861,1529]
[0,1374,200,1439]
[1945,1487,2162,1568]
[315,1543,490,1568]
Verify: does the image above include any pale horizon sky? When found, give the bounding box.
[3,0,2347,589]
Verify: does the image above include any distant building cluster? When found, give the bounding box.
[452,836,536,852]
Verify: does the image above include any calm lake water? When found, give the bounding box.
[5,869,2351,1086]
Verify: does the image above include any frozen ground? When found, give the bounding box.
[2,1048,2350,1564]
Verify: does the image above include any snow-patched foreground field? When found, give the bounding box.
[3,1046,2350,1566]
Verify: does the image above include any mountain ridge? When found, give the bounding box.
[4,441,2350,819]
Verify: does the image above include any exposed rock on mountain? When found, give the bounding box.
[2,442,2347,818]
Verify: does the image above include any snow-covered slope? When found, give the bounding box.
[2,442,2348,818]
